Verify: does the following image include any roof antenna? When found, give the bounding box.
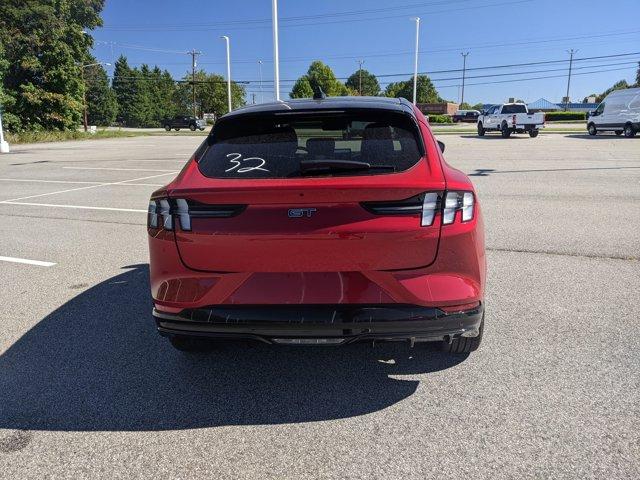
[313,86,326,100]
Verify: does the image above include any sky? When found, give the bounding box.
[91,0,640,105]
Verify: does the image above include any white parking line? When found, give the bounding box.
[0,172,177,204]
[2,202,147,213]
[0,178,163,187]
[0,178,103,185]
[64,167,177,172]
[0,256,56,267]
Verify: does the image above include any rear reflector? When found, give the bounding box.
[439,302,480,314]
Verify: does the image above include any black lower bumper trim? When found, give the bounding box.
[154,304,483,345]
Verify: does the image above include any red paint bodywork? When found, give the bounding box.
[148,106,485,313]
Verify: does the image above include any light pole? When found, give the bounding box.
[411,17,420,105]
[79,62,111,132]
[272,0,281,101]
[460,52,469,106]
[0,104,9,154]
[221,36,232,113]
[258,60,264,103]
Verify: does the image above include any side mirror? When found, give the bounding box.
[437,140,445,153]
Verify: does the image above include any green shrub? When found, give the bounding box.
[544,111,586,122]
[427,114,453,124]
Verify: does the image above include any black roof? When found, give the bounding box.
[222,96,416,119]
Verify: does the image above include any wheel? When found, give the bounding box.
[500,122,511,138]
[442,314,484,354]
[174,128,180,131]
[624,124,636,138]
[477,122,485,137]
[615,130,623,136]
[529,130,539,138]
[169,336,214,352]
[189,124,197,131]
[164,124,171,131]
[588,123,597,136]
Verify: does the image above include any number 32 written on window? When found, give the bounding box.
[225,153,270,173]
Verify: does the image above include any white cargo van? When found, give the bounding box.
[587,87,640,137]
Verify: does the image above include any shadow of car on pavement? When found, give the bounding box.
[0,264,467,432]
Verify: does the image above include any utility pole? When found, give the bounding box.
[357,59,365,95]
[272,0,281,101]
[460,52,469,106]
[252,93,256,104]
[565,49,577,112]
[221,36,232,113]
[188,49,202,118]
[411,17,420,105]
[78,62,111,132]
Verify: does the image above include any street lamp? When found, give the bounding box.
[411,17,420,105]
[272,0,281,101]
[79,62,111,132]
[258,60,264,103]
[0,104,9,154]
[220,36,232,113]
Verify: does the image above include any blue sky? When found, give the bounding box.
[91,0,640,105]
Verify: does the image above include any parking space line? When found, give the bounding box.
[2,202,147,213]
[0,178,104,185]
[0,172,178,204]
[64,167,178,172]
[0,256,56,267]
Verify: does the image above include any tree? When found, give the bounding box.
[84,63,116,126]
[384,75,442,104]
[290,61,351,98]
[175,70,245,118]
[345,69,380,96]
[112,56,136,125]
[471,103,485,111]
[459,102,472,110]
[0,0,104,131]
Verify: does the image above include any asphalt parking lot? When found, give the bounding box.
[0,133,638,479]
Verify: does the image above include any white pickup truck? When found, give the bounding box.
[477,103,545,138]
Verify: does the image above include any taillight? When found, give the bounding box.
[147,198,245,231]
[361,192,441,226]
[443,191,474,224]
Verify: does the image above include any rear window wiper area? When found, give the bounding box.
[299,159,395,175]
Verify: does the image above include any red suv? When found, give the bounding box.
[148,97,485,353]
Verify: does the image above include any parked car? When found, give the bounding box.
[452,109,480,123]
[587,87,640,137]
[148,97,486,353]
[162,115,206,132]
[477,103,545,137]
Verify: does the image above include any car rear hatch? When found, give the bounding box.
[164,108,445,272]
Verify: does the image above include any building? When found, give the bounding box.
[527,97,599,113]
[416,102,459,115]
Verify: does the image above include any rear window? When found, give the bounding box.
[502,104,527,114]
[197,111,424,178]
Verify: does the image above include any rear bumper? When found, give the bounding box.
[154,303,484,345]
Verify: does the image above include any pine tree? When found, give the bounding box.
[85,63,117,126]
[112,56,136,126]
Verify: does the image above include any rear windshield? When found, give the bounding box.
[197,111,424,178]
[501,104,527,114]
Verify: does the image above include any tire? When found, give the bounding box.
[500,122,511,138]
[442,314,484,354]
[477,122,485,137]
[624,124,636,138]
[164,124,171,132]
[588,123,597,136]
[189,124,197,131]
[169,336,214,352]
[529,130,539,138]
[615,130,623,136]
